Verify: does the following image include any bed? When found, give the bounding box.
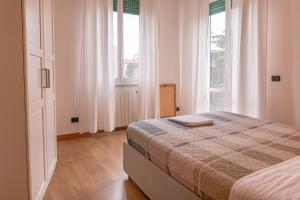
[123,112,300,200]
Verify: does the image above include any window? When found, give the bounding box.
[209,0,228,111]
[113,0,140,85]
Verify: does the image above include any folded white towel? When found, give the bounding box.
[168,115,214,127]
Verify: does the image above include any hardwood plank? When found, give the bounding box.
[44,131,149,200]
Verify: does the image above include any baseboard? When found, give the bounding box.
[57,132,91,141]
[115,126,128,131]
[57,126,128,141]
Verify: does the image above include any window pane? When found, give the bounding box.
[210,91,225,111]
[209,11,226,112]
[113,12,118,79]
[210,12,225,89]
[123,13,139,80]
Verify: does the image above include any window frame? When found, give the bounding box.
[114,0,140,86]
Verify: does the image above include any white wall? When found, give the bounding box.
[55,0,181,134]
[55,0,83,135]
[0,1,29,199]
[266,0,300,127]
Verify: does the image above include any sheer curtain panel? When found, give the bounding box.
[79,0,116,133]
[178,0,210,114]
[138,0,160,120]
[231,0,268,119]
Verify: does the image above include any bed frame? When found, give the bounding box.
[123,143,202,200]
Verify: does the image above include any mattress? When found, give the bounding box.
[126,112,300,200]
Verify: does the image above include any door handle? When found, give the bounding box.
[46,69,51,88]
[42,69,51,89]
[42,69,47,88]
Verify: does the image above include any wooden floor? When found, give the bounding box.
[44,131,149,200]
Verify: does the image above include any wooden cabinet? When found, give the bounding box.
[24,0,57,199]
[160,84,176,118]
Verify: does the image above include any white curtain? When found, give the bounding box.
[138,0,160,120]
[178,0,210,114]
[231,0,268,119]
[79,0,116,133]
[193,0,210,113]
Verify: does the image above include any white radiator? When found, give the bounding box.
[115,86,138,128]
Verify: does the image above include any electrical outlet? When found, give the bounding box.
[71,117,79,123]
[272,76,281,82]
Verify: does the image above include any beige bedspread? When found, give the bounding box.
[126,112,300,200]
[230,156,300,200]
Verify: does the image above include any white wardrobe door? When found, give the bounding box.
[26,0,47,199]
[26,0,57,199]
[28,55,47,200]
[43,0,57,177]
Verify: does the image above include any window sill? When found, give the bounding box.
[115,81,139,87]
